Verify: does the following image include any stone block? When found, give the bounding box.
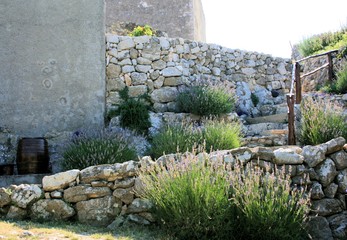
[76,196,121,226]
[31,199,75,221]
[42,169,80,191]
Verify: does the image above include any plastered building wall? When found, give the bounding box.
[0,0,106,137]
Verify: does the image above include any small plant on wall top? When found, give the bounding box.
[129,24,154,37]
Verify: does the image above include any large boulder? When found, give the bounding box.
[6,206,27,220]
[113,188,134,204]
[11,184,43,208]
[113,178,135,189]
[336,169,347,194]
[79,161,137,184]
[324,183,338,198]
[161,67,182,77]
[311,182,325,200]
[303,145,326,168]
[305,216,333,240]
[315,158,338,187]
[0,188,11,207]
[323,137,346,155]
[330,150,347,170]
[328,212,347,239]
[42,169,80,191]
[118,38,135,51]
[311,199,344,216]
[126,198,153,214]
[150,87,178,103]
[30,199,75,221]
[76,196,121,227]
[273,148,304,165]
[251,147,275,161]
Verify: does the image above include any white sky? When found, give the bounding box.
[201,0,347,58]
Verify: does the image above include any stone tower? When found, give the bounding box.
[106,0,206,41]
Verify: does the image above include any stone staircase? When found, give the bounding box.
[242,103,289,147]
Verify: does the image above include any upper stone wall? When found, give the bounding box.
[0,0,106,137]
[106,0,206,42]
[105,35,292,115]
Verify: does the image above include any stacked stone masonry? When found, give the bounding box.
[105,35,292,115]
[1,137,347,239]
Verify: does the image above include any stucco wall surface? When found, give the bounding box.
[0,0,106,137]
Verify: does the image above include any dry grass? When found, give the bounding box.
[0,220,169,240]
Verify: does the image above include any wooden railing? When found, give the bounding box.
[287,49,338,145]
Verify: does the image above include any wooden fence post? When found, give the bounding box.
[295,62,301,104]
[287,94,296,145]
[327,52,333,82]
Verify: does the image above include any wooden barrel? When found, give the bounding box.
[16,138,50,174]
[0,164,14,175]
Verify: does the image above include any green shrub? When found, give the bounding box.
[139,156,310,240]
[251,92,259,107]
[298,36,324,57]
[176,85,235,117]
[336,64,347,94]
[149,120,241,159]
[61,130,137,170]
[297,29,347,57]
[203,120,241,152]
[230,163,310,240]
[118,87,151,135]
[299,96,347,145]
[129,24,154,37]
[139,156,236,239]
[149,124,202,159]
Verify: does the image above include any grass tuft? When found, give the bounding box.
[176,83,235,117]
[299,96,347,145]
[149,120,241,159]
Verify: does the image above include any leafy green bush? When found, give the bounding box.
[299,96,347,145]
[149,124,202,159]
[149,120,241,159]
[251,92,259,107]
[129,24,154,37]
[176,85,235,117]
[230,163,310,240]
[298,31,346,57]
[336,64,347,94]
[297,29,347,57]
[139,156,310,240]
[203,120,241,152]
[118,87,151,135]
[61,130,137,170]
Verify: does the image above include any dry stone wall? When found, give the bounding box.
[1,137,347,239]
[105,35,292,116]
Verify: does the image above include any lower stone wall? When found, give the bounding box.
[0,137,347,239]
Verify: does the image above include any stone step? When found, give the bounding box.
[245,113,287,124]
[242,134,287,147]
[258,102,288,116]
[243,122,288,137]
